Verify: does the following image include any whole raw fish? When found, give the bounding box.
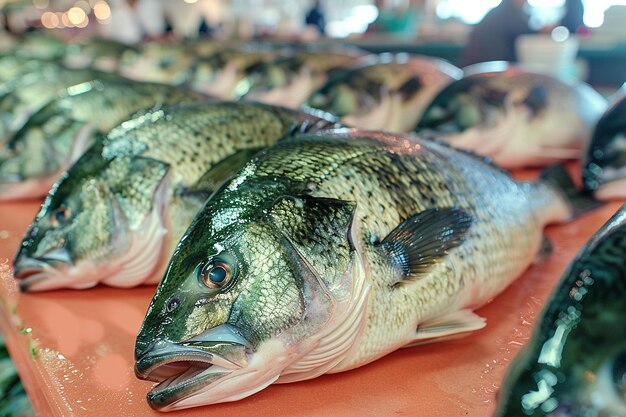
[494,205,626,417]
[134,130,591,411]
[13,102,339,291]
[305,53,462,132]
[416,63,607,168]
[583,91,626,201]
[0,78,206,200]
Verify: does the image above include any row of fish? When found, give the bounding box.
[0,34,624,415]
[2,35,626,204]
[8,99,622,414]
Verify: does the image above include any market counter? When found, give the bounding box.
[0,183,623,417]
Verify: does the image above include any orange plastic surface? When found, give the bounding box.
[0,177,623,417]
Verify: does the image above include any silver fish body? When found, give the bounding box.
[0,78,206,200]
[494,205,626,417]
[305,53,462,132]
[13,102,340,291]
[416,63,607,168]
[583,91,626,201]
[134,130,577,411]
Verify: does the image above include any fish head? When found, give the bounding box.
[306,67,384,118]
[135,191,357,410]
[583,97,626,200]
[14,150,171,291]
[417,76,513,133]
[0,100,95,200]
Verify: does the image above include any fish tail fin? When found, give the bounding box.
[540,164,602,219]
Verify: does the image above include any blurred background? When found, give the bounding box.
[0,0,625,88]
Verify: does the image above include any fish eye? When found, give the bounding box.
[50,206,71,226]
[198,257,236,289]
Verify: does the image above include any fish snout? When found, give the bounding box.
[13,249,73,292]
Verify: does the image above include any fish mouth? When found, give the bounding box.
[135,324,251,411]
[13,251,82,292]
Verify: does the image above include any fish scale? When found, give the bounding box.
[134,130,578,411]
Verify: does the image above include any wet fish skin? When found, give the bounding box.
[416,64,607,168]
[13,102,340,291]
[582,92,626,201]
[0,78,207,201]
[494,205,626,417]
[305,53,461,132]
[0,66,115,142]
[134,130,576,411]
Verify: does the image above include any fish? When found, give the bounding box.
[63,37,138,72]
[11,32,68,61]
[188,46,279,99]
[305,53,462,132]
[133,129,595,411]
[0,78,207,201]
[0,66,114,143]
[494,204,626,417]
[119,42,196,85]
[13,101,340,291]
[416,63,607,168]
[236,48,364,108]
[582,91,626,201]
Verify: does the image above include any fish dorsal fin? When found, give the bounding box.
[186,147,265,197]
[268,196,356,287]
[404,309,486,347]
[378,207,473,285]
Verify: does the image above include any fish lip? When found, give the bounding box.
[13,256,71,292]
[136,325,251,410]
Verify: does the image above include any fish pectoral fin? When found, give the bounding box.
[406,309,486,347]
[378,207,473,284]
[188,147,265,195]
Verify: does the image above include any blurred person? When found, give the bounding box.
[367,0,419,38]
[305,0,326,35]
[460,0,534,67]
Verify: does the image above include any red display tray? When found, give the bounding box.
[0,181,622,417]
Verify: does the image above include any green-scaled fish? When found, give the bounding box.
[416,63,607,168]
[494,204,626,417]
[134,130,594,411]
[0,66,114,142]
[0,78,206,201]
[13,102,339,291]
[236,48,364,108]
[583,90,626,201]
[305,53,462,132]
[188,46,278,99]
[120,41,196,86]
[63,37,138,72]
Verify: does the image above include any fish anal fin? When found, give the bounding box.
[378,207,473,285]
[406,309,486,348]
